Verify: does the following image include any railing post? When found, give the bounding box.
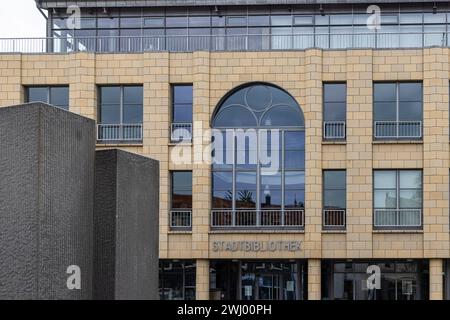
[232,210,235,227]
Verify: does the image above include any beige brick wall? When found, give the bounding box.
[1,49,450,299]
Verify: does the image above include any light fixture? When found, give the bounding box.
[214,5,219,13]
[433,2,437,14]
[320,4,325,16]
[103,7,108,14]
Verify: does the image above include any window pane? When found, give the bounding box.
[212,171,232,190]
[227,16,247,27]
[285,171,305,189]
[284,131,305,149]
[374,102,396,121]
[398,102,422,121]
[98,17,119,28]
[261,173,281,190]
[189,16,210,27]
[123,104,143,123]
[123,86,143,104]
[399,190,422,208]
[248,15,270,26]
[424,13,446,24]
[324,190,346,209]
[399,83,422,102]
[214,106,257,127]
[236,172,256,190]
[324,171,346,190]
[172,171,192,209]
[374,190,397,208]
[173,85,193,103]
[400,171,422,189]
[285,150,305,169]
[166,16,188,28]
[285,190,305,208]
[324,102,346,121]
[294,16,313,25]
[261,106,302,126]
[213,190,232,208]
[330,14,353,25]
[100,104,120,124]
[399,13,422,24]
[173,104,193,122]
[50,87,69,109]
[374,83,396,102]
[260,190,281,208]
[374,171,396,189]
[271,15,292,26]
[172,171,192,191]
[120,17,142,28]
[28,87,48,103]
[144,17,164,28]
[324,83,346,102]
[101,87,120,104]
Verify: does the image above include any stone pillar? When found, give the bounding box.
[196,259,210,300]
[346,50,373,258]
[430,259,444,300]
[422,48,450,258]
[0,54,22,107]
[308,259,321,300]
[192,51,211,259]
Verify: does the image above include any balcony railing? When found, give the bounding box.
[171,123,193,142]
[374,121,422,139]
[0,32,449,54]
[97,124,143,142]
[374,209,422,228]
[170,210,192,230]
[211,209,304,229]
[323,209,346,228]
[323,121,346,140]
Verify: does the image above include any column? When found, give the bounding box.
[429,259,443,300]
[422,48,450,258]
[196,259,210,300]
[346,50,373,258]
[308,259,321,300]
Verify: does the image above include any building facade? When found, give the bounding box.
[1,0,450,299]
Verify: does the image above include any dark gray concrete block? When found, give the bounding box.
[94,149,159,300]
[0,102,95,300]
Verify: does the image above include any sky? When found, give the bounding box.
[0,0,46,38]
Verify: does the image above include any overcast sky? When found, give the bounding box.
[0,0,46,38]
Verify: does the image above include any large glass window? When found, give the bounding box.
[26,86,69,110]
[159,260,196,300]
[211,83,304,228]
[322,260,429,300]
[374,170,422,228]
[98,85,143,142]
[373,82,422,139]
[323,170,346,229]
[323,83,346,139]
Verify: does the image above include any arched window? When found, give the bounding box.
[211,83,305,228]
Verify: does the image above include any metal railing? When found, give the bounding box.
[211,209,304,228]
[323,121,346,140]
[97,123,143,142]
[323,209,346,228]
[374,209,422,227]
[374,121,422,139]
[171,123,193,142]
[0,32,449,53]
[170,210,192,230]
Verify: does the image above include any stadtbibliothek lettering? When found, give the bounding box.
[212,241,301,252]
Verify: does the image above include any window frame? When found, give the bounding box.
[322,82,347,141]
[373,81,423,140]
[98,85,143,125]
[25,85,70,110]
[171,84,193,124]
[373,169,423,229]
[170,171,193,210]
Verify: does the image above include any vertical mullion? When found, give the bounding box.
[396,170,400,226]
[396,82,400,138]
[281,130,285,226]
[232,131,236,226]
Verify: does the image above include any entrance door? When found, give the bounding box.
[257,274,282,300]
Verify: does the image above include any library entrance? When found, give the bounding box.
[210,260,307,300]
